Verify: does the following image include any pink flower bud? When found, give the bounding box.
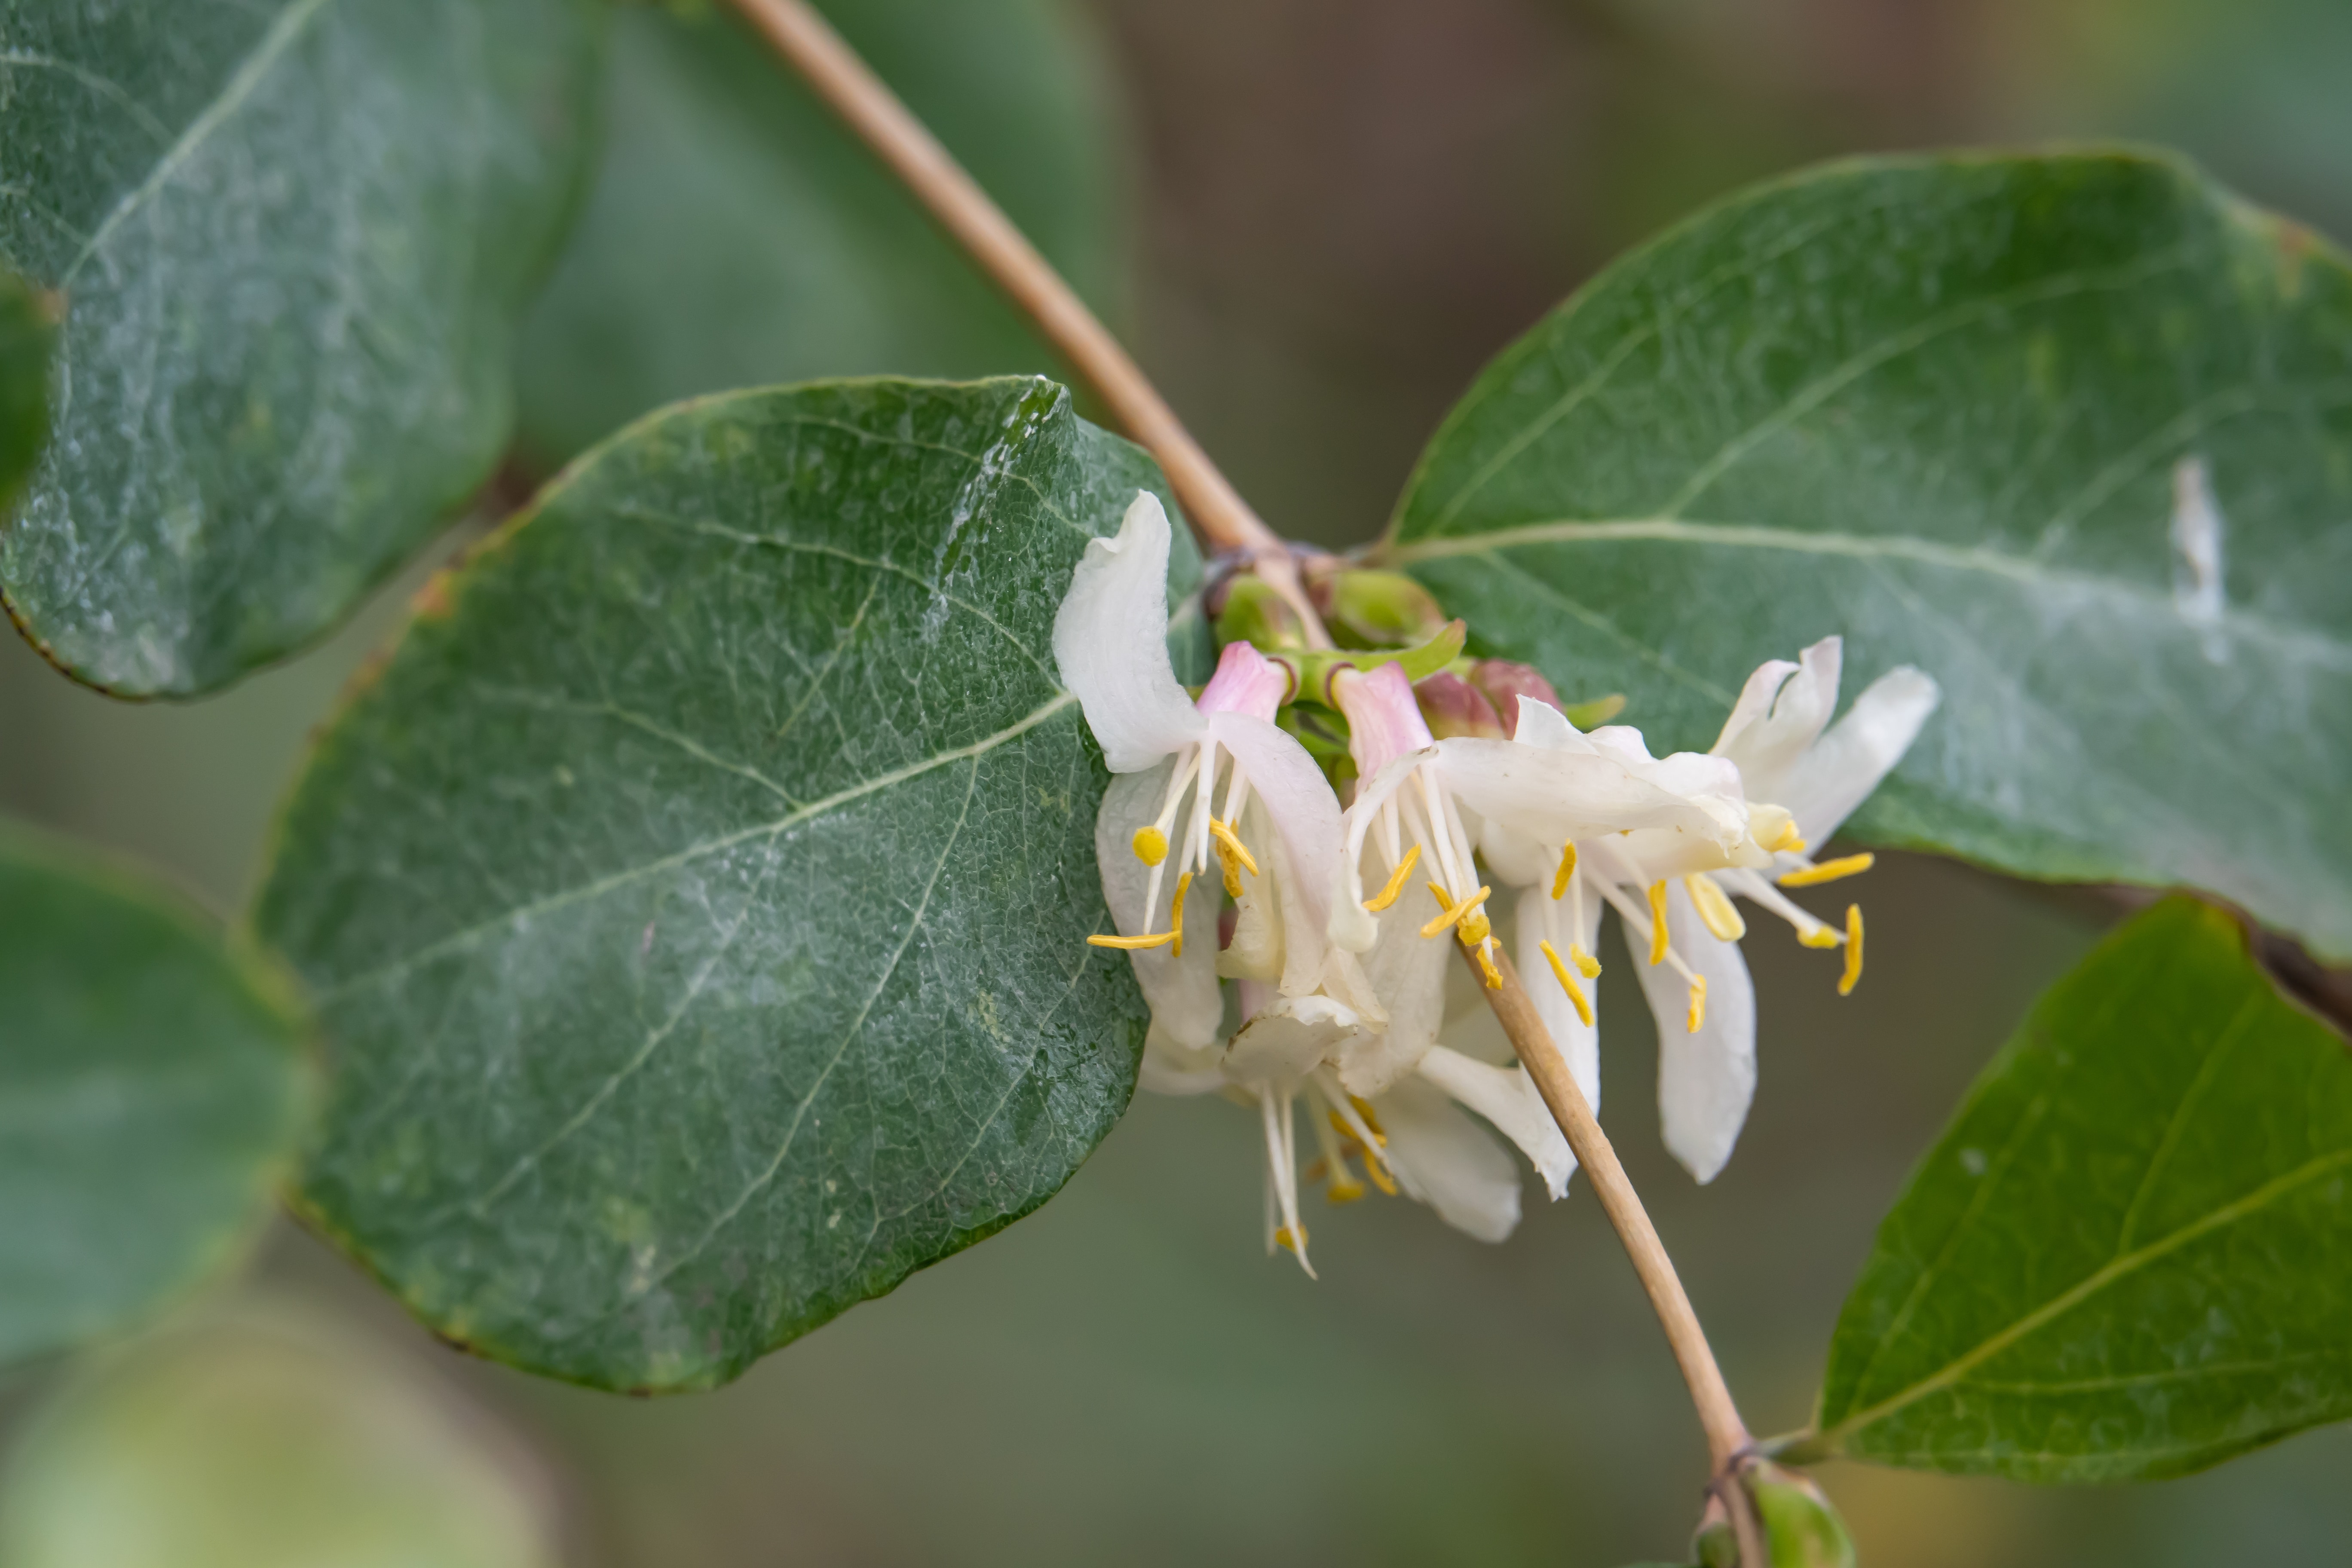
[1470,660,1562,739]
[1413,670,1506,740]
[1197,640,1291,720]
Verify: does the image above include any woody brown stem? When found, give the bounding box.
[720,0,1329,644]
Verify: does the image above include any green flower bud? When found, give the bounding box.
[1315,569,1448,648]
[1745,1461,1855,1568]
[1214,575,1307,652]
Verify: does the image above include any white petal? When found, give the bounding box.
[1051,491,1207,772]
[1375,1077,1524,1243]
[1138,1025,1228,1096]
[1328,748,1435,952]
[1710,638,1841,802]
[1436,738,1745,857]
[1631,881,1757,1184]
[1095,762,1221,1049]
[1509,696,1593,753]
[1224,993,1366,1085]
[1779,666,1942,845]
[1513,883,1600,1117]
[1333,900,1450,1096]
[1209,711,1342,973]
[1417,1044,1576,1200]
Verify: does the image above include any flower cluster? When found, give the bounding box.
[1055,493,1939,1271]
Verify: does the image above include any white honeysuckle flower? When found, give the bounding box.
[1243,1036,1579,1263]
[1058,493,1344,1070]
[1513,639,1940,1182]
[1324,664,1749,1101]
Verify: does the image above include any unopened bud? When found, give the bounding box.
[1414,670,1506,739]
[1467,660,1559,737]
[1215,576,1307,652]
[1691,1460,1856,1568]
[1316,569,1448,649]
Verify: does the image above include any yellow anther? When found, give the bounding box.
[1779,851,1875,888]
[1131,825,1168,866]
[1684,874,1747,942]
[1538,940,1595,1026]
[1687,975,1708,1033]
[1838,903,1865,995]
[1776,825,1810,854]
[1551,842,1578,900]
[1646,881,1670,965]
[1275,1224,1308,1255]
[1569,944,1602,979]
[1348,1096,1387,1142]
[1798,924,1842,949]
[1208,817,1259,877]
[1476,944,1502,989]
[1326,1177,1368,1205]
[1458,904,1494,949]
[1362,843,1421,913]
[1213,837,1245,899]
[1363,1158,1397,1196]
[1421,884,1491,940]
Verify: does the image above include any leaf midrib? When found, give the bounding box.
[308,692,1078,1001]
[1381,518,2352,672]
[1817,1143,2352,1452]
[59,0,338,287]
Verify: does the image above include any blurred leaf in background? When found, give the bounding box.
[0,824,310,1369]
[0,0,604,697]
[0,1296,558,1568]
[512,0,1122,466]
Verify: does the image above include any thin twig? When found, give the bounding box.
[722,0,1331,644]
[1468,945,1755,1473]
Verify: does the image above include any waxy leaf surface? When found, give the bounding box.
[0,0,603,696]
[255,378,1196,1391]
[1386,153,2352,956]
[514,0,1117,463]
[1810,897,2352,1480]
[0,823,310,1367]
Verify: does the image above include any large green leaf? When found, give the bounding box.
[1381,152,2352,958]
[0,268,53,511]
[252,377,1194,1391]
[512,0,1118,465]
[0,822,310,1367]
[1800,896,2352,1481]
[0,0,604,698]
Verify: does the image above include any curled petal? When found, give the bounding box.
[1631,881,1757,1183]
[1095,763,1221,1049]
[1377,1078,1524,1242]
[1417,1044,1576,1200]
[1710,637,1842,799]
[1225,993,1367,1085]
[1779,666,1942,846]
[1139,1026,1227,1097]
[1052,491,1207,772]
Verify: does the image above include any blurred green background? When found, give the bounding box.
[6,0,2351,1562]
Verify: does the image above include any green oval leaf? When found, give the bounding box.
[253,377,1190,1391]
[0,823,310,1368]
[513,0,1118,464]
[1807,896,2352,1480]
[1384,151,2352,958]
[0,0,605,697]
[0,269,55,513]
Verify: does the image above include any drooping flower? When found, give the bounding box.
[1055,493,1344,1072]
[1511,638,1940,1181]
[1326,662,1752,1099]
